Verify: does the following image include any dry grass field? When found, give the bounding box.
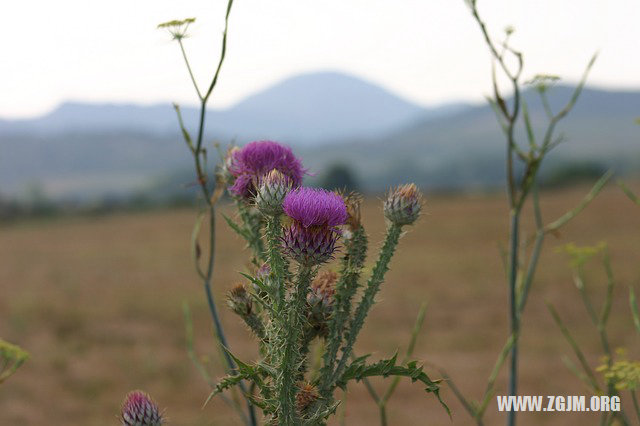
[1,183,639,425]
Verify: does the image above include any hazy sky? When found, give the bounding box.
[1,0,639,118]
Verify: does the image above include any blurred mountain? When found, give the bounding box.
[303,85,640,191]
[1,72,638,199]
[0,71,460,143]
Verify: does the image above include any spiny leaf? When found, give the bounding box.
[336,354,449,416]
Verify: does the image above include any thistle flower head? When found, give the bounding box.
[307,270,337,337]
[384,183,423,226]
[256,169,293,214]
[282,188,348,266]
[296,383,320,413]
[283,187,347,229]
[120,390,164,426]
[227,284,253,317]
[227,141,304,199]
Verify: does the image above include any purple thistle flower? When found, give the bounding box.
[283,187,347,229]
[282,188,347,266]
[227,141,305,199]
[120,390,164,426]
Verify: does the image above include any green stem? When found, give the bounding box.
[320,226,368,396]
[331,223,403,391]
[507,208,521,426]
[277,265,315,425]
[379,403,387,426]
[265,215,286,310]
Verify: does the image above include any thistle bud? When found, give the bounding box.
[120,390,164,426]
[307,270,337,337]
[383,183,423,226]
[341,191,363,231]
[227,284,253,317]
[296,383,320,413]
[256,169,292,214]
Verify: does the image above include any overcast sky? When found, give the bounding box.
[1,0,639,118]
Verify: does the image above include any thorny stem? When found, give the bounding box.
[320,225,368,397]
[331,223,403,393]
[277,265,315,425]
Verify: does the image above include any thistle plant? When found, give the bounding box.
[159,7,447,422]
[202,141,448,425]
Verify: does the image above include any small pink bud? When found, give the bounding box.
[120,390,164,426]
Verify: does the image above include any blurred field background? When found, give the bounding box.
[1,182,638,425]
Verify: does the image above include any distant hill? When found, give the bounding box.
[0,71,467,197]
[0,71,461,144]
[303,85,640,190]
[1,73,638,198]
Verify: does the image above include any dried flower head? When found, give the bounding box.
[256,169,293,214]
[227,284,253,317]
[282,188,348,266]
[341,191,363,230]
[120,390,164,426]
[307,270,337,337]
[296,383,320,413]
[384,183,423,226]
[227,141,304,199]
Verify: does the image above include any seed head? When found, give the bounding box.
[383,183,423,226]
[296,383,320,413]
[307,270,337,337]
[120,390,164,426]
[227,284,253,317]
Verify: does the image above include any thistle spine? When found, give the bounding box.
[320,225,368,397]
[330,223,403,388]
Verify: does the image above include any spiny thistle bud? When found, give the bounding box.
[256,169,293,214]
[383,183,423,226]
[282,188,348,267]
[120,390,164,426]
[341,191,363,231]
[296,383,320,413]
[307,270,337,337]
[227,141,305,200]
[227,284,253,317]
